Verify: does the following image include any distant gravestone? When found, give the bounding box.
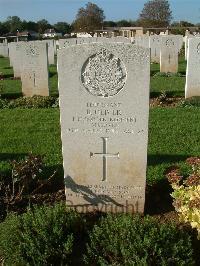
[44,40,55,65]
[185,35,195,60]
[0,43,9,57]
[177,35,183,52]
[59,38,77,48]
[149,35,160,63]
[135,36,149,49]
[8,42,23,78]
[185,37,200,98]
[160,36,179,73]
[58,43,150,213]
[21,42,49,96]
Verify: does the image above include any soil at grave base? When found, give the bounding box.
[150,97,183,107]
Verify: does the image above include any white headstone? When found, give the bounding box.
[160,36,179,73]
[0,43,9,57]
[8,42,23,78]
[149,35,161,63]
[58,43,150,213]
[59,38,77,48]
[185,37,200,98]
[21,41,49,96]
[44,40,55,65]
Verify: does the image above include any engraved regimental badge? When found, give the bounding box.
[81,48,127,97]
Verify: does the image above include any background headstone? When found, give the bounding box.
[44,39,55,65]
[185,37,200,98]
[21,41,49,96]
[58,43,150,213]
[160,36,179,73]
[149,35,160,63]
[0,43,9,57]
[8,42,23,78]
[59,38,77,48]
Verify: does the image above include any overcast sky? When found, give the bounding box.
[0,0,199,24]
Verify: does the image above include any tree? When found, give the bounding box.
[4,16,23,33]
[103,21,117,27]
[54,22,71,34]
[0,22,9,35]
[139,0,172,27]
[73,2,105,32]
[37,19,51,33]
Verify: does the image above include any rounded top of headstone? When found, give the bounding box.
[81,48,127,98]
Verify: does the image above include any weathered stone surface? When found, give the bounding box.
[185,35,195,60]
[21,41,49,96]
[185,37,200,98]
[59,38,77,48]
[44,40,55,65]
[160,36,179,73]
[135,36,150,49]
[58,43,150,213]
[149,35,160,63]
[0,43,8,57]
[8,42,23,77]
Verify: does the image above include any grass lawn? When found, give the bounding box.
[0,57,58,97]
[0,55,186,98]
[0,107,199,185]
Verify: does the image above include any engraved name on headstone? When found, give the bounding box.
[58,43,150,213]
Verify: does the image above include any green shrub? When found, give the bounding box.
[85,214,195,266]
[0,96,59,109]
[178,97,200,108]
[153,72,183,77]
[0,203,83,266]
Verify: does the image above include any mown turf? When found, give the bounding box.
[0,108,199,185]
[0,57,58,97]
[0,55,187,98]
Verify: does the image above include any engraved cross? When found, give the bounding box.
[90,137,119,182]
[168,54,171,64]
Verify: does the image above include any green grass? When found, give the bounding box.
[150,56,186,97]
[0,57,58,97]
[0,108,199,185]
[0,55,187,98]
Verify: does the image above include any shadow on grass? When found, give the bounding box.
[148,154,189,166]
[1,92,23,99]
[0,153,28,161]
[150,91,184,98]
[49,72,57,78]
[2,73,14,79]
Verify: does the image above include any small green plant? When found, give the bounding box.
[158,90,167,103]
[85,214,195,265]
[0,96,59,109]
[0,154,44,206]
[0,203,83,266]
[167,157,200,240]
[154,72,182,77]
[11,153,44,197]
[178,97,200,108]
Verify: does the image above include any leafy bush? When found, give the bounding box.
[167,157,200,240]
[153,72,183,77]
[0,203,83,266]
[178,97,200,108]
[0,96,59,109]
[85,214,195,266]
